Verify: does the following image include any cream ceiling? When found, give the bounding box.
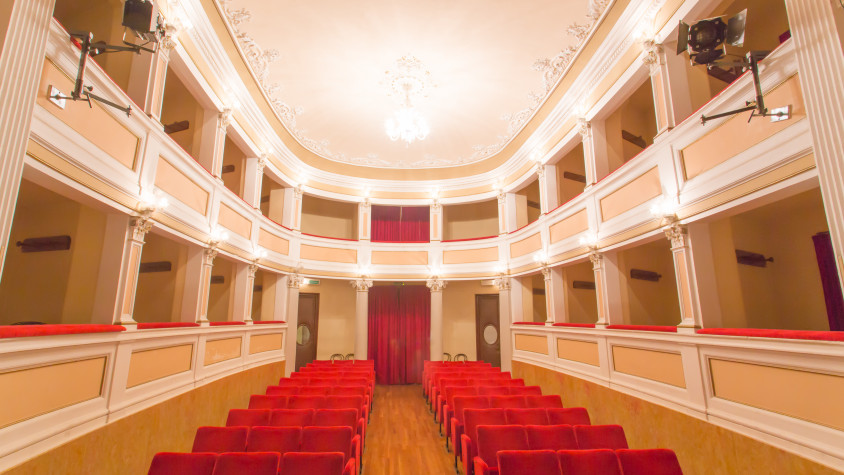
[216,0,608,169]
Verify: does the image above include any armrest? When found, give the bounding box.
[461,434,476,475]
[474,456,499,475]
[343,458,355,475]
[352,435,361,475]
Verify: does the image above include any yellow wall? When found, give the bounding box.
[563,261,598,324]
[221,136,246,198]
[207,257,234,322]
[616,239,681,326]
[442,280,499,360]
[300,195,358,240]
[4,361,284,475]
[0,181,106,324]
[160,67,205,160]
[443,201,498,240]
[516,180,541,224]
[260,175,283,220]
[305,279,356,359]
[134,233,188,323]
[555,143,586,204]
[522,274,547,323]
[709,189,830,330]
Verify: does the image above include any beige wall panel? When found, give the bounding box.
[258,229,290,255]
[682,75,806,180]
[443,247,499,265]
[217,203,252,239]
[510,232,542,258]
[612,346,686,388]
[600,167,662,221]
[442,281,498,360]
[710,359,844,431]
[309,280,356,360]
[371,250,429,266]
[556,338,599,366]
[249,333,284,354]
[0,357,106,429]
[127,345,194,388]
[5,362,284,475]
[549,209,589,243]
[154,159,209,215]
[300,244,357,264]
[204,337,242,366]
[512,361,841,475]
[38,60,138,170]
[514,333,549,354]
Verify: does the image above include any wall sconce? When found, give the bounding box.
[253,248,268,261]
[532,250,549,267]
[650,196,679,225]
[359,265,371,278]
[138,190,169,215]
[578,233,599,248]
[209,227,229,246]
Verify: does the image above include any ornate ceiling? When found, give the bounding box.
[215,0,609,169]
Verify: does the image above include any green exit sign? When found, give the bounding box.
[306,279,320,285]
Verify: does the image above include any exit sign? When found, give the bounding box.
[306,279,320,285]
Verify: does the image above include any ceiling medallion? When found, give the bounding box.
[382,56,435,145]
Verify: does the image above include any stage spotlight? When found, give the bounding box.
[122,0,159,43]
[677,10,746,65]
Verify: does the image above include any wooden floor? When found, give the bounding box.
[361,385,456,475]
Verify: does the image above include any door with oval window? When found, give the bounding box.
[475,294,500,367]
[295,293,319,371]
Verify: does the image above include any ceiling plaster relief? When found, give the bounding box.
[216,0,611,170]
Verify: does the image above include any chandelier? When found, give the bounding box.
[382,56,434,145]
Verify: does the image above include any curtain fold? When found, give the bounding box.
[371,205,401,242]
[400,206,431,242]
[812,232,844,331]
[368,285,431,384]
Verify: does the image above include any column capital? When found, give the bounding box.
[294,184,304,199]
[494,276,511,291]
[431,199,441,212]
[578,118,591,139]
[664,222,688,249]
[219,107,233,130]
[159,24,179,51]
[360,198,371,210]
[350,278,373,292]
[540,266,551,280]
[641,39,663,74]
[129,216,154,241]
[536,164,546,179]
[288,273,305,289]
[497,190,506,204]
[247,263,259,279]
[203,247,218,265]
[256,154,268,174]
[426,277,447,292]
[588,249,603,267]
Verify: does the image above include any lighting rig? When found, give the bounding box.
[677,9,791,125]
[51,0,166,117]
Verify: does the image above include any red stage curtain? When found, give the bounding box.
[368,285,430,384]
[813,232,844,331]
[371,206,401,242]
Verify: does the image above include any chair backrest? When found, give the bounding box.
[276,378,300,387]
[246,426,302,455]
[463,408,508,444]
[287,395,326,410]
[476,386,510,397]
[298,386,332,396]
[226,409,271,427]
[269,408,315,427]
[192,426,248,453]
[574,425,628,450]
[525,395,564,408]
[452,396,491,423]
[615,449,683,475]
[547,407,591,426]
[266,386,299,396]
[210,452,279,475]
[489,395,527,409]
[508,385,542,396]
[503,378,526,387]
[525,425,578,450]
[504,408,549,425]
[248,395,288,410]
[281,452,346,475]
[475,425,529,469]
[445,386,478,409]
[497,450,560,475]
[557,449,622,475]
[301,426,353,461]
[148,452,217,475]
[326,395,364,416]
[313,408,359,429]
[331,386,366,397]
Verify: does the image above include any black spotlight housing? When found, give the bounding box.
[688,18,727,64]
[123,0,159,41]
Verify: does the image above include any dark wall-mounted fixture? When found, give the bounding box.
[16,235,71,253]
[253,285,263,292]
[221,165,236,174]
[630,269,662,282]
[139,261,172,273]
[736,249,774,267]
[563,172,587,183]
[621,130,647,148]
[572,280,596,290]
[210,275,225,284]
[163,120,189,134]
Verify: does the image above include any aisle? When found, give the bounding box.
[361,385,454,475]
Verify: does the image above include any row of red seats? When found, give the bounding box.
[423,361,493,400]
[438,384,537,431]
[149,451,349,475]
[435,378,530,422]
[497,449,683,475]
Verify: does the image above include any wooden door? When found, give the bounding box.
[475,294,501,367]
[295,293,319,371]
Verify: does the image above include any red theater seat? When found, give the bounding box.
[476,386,510,397]
[281,452,347,475]
[210,452,279,475]
[547,408,591,426]
[461,409,507,475]
[573,425,628,450]
[451,396,491,452]
[192,427,248,453]
[474,425,529,475]
[557,449,621,475]
[497,450,561,475]
[246,426,302,455]
[525,425,577,451]
[504,408,549,425]
[270,408,315,427]
[288,395,326,409]
[313,408,364,460]
[225,409,271,427]
[508,386,542,396]
[301,426,357,474]
[489,395,527,409]
[616,449,683,475]
[266,386,300,396]
[148,452,217,475]
[249,395,288,410]
[299,385,333,396]
[525,395,563,408]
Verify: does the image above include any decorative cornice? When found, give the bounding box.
[350,278,373,292]
[426,277,447,292]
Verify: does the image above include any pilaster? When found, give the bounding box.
[497,191,508,235]
[495,276,512,371]
[350,278,373,359]
[590,249,623,326]
[282,186,303,231]
[242,154,267,209]
[430,200,443,242]
[127,36,173,120]
[537,164,559,213]
[358,200,371,241]
[580,119,609,186]
[542,266,567,324]
[664,222,703,332]
[231,262,258,323]
[195,247,218,324]
[284,274,303,376]
[111,216,154,325]
[198,107,232,178]
[426,277,447,361]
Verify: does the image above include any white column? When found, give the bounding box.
[350,278,373,360]
[179,246,217,325]
[108,216,154,325]
[126,36,173,120]
[232,262,258,323]
[495,277,513,371]
[785,0,844,292]
[260,272,289,322]
[644,40,697,134]
[580,119,609,186]
[198,108,232,178]
[590,250,623,326]
[504,192,523,232]
[508,274,526,322]
[537,164,559,214]
[542,266,567,324]
[663,223,702,332]
[284,274,303,376]
[358,200,371,241]
[430,201,443,242]
[686,222,723,328]
[0,0,56,282]
[282,186,303,231]
[268,187,286,223]
[243,155,267,209]
[426,278,447,361]
[91,214,133,324]
[497,191,508,235]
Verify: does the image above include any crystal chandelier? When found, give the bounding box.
[382,56,434,145]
